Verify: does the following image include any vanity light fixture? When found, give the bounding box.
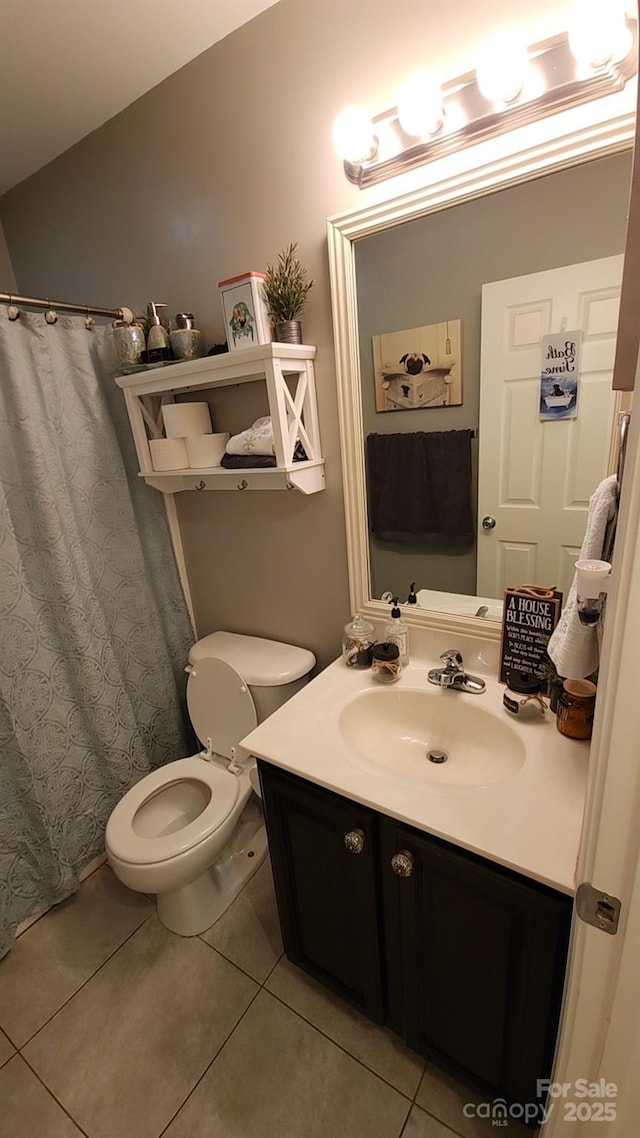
[333,11,637,188]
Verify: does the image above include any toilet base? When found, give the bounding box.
[156,797,268,936]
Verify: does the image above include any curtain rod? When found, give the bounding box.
[0,290,125,320]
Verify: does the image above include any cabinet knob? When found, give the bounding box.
[344,828,365,855]
[391,850,414,877]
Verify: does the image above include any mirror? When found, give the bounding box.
[328,104,636,641]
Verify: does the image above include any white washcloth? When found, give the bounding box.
[547,474,617,679]
[226,416,274,456]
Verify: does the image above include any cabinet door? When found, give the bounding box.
[259,762,384,1021]
[382,821,571,1104]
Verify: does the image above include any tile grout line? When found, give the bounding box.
[7,910,154,1052]
[14,1052,92,1138]
[262,986,418,1104]
[156,980,266,1138]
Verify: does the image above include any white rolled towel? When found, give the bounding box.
[226,416,275,456]
[547,475,617,679]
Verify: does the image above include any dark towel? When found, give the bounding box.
[220,442,307,470]
[221,453,276,469]
[366,430,474,544]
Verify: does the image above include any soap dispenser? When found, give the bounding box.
[385,598,409,665]
[407,582,418,607]
[146,302,171,360]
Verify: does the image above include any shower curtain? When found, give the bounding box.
[0,310,194,956]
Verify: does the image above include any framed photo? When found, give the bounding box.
[372,320,463,412]
[218,271,272,352]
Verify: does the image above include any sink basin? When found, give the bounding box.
[337,687,526,790]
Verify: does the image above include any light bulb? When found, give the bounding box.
[476,31,529,106]
[332,106,377,164]
[569,0,632,69]
[397,72,444,138]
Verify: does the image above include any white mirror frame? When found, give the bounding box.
[327,96,636,643]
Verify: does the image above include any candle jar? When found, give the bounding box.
[556,679,597,740]
[371,642,402,684]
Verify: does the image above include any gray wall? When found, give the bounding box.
[0,0,614,667]
[0,221,16,290]
[357,153,632,601]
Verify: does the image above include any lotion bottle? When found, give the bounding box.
[384,598,409,665]
[146,302,171,351]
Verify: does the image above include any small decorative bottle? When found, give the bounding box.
[384,598,409,665]
[342,613,376,668]
[170,313,205,361]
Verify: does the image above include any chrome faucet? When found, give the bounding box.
[427,649,486,694]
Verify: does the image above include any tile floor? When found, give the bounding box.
[0,861,530,1138]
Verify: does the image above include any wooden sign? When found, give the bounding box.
[500,586,563,683]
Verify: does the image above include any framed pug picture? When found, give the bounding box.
[372,320,463,412]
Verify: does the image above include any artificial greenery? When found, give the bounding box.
[263,243,314,322]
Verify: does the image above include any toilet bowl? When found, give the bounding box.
[105,632,315,936]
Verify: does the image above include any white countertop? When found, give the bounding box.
[240,657,588,895]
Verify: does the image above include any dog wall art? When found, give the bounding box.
[372,320,463,412]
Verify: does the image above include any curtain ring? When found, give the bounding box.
[84,305,95,330]
[45,300,57,325]
[7,294,19,321]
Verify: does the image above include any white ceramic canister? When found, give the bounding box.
[162,402,212,438]
[149,437,189,471]
[186,433,230,468]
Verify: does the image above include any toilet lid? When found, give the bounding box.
[105,756,240,866]
[187,657,257,759]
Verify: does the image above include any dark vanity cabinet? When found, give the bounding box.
[259,761,572,1109]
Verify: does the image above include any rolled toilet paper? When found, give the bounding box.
[162,402,212,438]
[149,437,189,471]
[186,433,230,468]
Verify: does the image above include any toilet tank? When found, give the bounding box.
[188,631,315,724]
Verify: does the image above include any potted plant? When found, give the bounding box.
[263,243,314,344]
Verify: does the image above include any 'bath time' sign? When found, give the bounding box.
[539,330,582,421]
[500,586,563,683]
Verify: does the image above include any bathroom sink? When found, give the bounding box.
[337,688,526,790]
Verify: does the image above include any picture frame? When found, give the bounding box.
[372,320,463,412]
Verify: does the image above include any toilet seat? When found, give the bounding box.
[106,757,240,866]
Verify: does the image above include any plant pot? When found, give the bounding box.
[275,320,303,345]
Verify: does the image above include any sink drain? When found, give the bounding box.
[427,749,448,764]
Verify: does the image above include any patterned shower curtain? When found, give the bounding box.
[0,310,194,956]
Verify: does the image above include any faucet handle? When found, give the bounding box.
[440,649,463,670]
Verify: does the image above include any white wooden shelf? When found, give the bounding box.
[115,343,325,495]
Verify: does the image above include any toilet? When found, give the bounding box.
[105,631,315,936]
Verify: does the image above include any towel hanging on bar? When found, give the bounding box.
[366,429,474,544]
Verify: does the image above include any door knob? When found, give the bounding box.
[482,516,496,530]
[344,828,365,854]
[391,850,414,877]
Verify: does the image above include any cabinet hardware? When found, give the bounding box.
[237,479,248,490]
[576,882,621,934]
[391,850,414,877]
[344,828,365,854]
[194,480,206,491]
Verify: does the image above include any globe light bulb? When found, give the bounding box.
[569,0,632,69]
[397,72,444,138]
[332,106,377,164]
[476,31,529,106]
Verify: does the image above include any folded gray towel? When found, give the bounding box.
[366,430,474,544]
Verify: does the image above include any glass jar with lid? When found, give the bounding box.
[342,613,376,667]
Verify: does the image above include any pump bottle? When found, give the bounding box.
[384,598,409,665]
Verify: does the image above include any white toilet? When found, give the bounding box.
[105,631,315,936]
